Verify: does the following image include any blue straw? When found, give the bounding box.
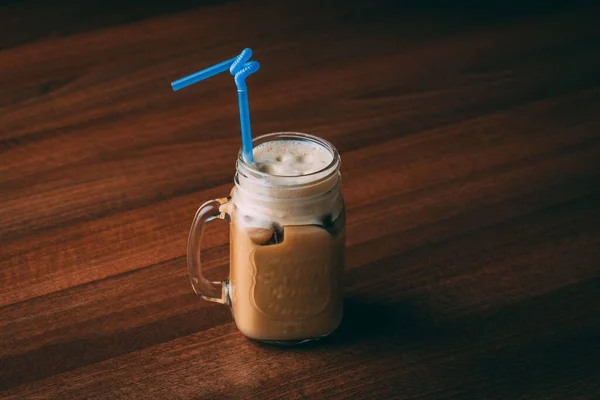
[230,49,260,164]
[170,48,260,163]
[171,56,237,91]
[236,90,254,163]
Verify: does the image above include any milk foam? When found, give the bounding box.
[232,138,342,229]
[253,140,333,177]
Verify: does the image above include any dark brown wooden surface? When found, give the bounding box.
[2,0,600,398]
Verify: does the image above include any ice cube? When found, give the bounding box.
[247,227,274,245]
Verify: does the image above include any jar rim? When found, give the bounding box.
[236,132,340,188]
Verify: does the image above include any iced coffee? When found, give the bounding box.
[187,132,345,343]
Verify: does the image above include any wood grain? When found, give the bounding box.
[1,0,599,398]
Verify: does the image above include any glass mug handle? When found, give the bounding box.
[187,197,230,305]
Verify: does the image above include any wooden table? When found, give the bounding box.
[2,1,599,398]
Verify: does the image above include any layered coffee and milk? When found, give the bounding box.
[224,136,345,342]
